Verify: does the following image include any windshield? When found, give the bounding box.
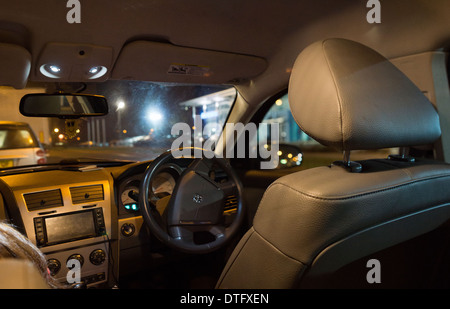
[0,81,235,167]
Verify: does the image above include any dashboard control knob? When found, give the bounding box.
[47,258,61,276]
[67,254,84,268]
[89,249,106,265]
[121,223,136,237]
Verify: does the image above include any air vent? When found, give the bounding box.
[24,189,63,211]
[224,195,238,214]
[70,184,104,204]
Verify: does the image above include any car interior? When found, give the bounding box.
[0,0,449,293]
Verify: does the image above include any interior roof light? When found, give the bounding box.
[49,65,61,73]
[88,66,108,79]
[40,64,62,79]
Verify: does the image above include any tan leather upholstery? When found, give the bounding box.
[0,259,49,289]
[217,39,450,289]
[217,160,450,288]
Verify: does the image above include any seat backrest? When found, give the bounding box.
[216,39,450,289]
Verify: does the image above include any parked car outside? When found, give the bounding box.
[0,121,47,167]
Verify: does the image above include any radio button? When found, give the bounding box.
[34,218,46,246]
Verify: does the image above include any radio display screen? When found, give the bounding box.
[45,211,96,244]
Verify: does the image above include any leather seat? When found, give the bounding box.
[216,38,450,289]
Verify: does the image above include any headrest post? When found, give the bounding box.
[332,150,362,173]
[388,147,415,162]
[343,150,351,165]
[400,147,408,158]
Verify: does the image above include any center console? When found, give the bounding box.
[3,169,117,288]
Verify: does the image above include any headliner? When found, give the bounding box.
[0,0,448,104]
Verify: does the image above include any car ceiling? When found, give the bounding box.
[0,0,448,106]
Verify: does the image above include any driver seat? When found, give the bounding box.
[216,38,450,288]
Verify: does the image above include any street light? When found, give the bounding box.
[116,100,126,139]
[147,110,163,123]
[116,100,125,111]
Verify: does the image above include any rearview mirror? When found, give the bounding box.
[20,93,108,118]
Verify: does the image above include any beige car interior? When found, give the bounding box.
[0,1,449,289]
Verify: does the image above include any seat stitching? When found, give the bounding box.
[322,39,345,150]
[216,228,256,287]
[218,227,307,288]
[252,227,308,266]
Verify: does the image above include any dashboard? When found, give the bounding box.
[0,157,238,288]
[0,166,115,287]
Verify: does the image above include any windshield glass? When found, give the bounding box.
[0,81,235,167]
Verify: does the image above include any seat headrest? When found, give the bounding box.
[288,38,441,151]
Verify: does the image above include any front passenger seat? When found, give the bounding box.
[216,38,450,289]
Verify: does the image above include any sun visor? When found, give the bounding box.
[0,43,31,89]
[34,43,113,82]
[112,41,267,84]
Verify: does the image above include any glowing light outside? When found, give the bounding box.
[117,101,125,111]
[147,110,163,123]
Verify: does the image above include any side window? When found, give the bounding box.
[260,93,397,170]
[262,93,313,146]
[260,93,342,170]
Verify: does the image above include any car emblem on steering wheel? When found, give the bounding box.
[193,194,203,203]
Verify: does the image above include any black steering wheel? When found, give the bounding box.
[140,148,245,254]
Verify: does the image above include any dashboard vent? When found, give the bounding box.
[224,195,238,214]
[70,184,104,204]
[24,189,63,211]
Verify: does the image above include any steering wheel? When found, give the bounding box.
[139,148,245,254]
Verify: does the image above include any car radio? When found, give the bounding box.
[33,208,106,247]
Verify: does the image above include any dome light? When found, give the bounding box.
[89,66,100,74]
[87,66,108,79]
[40,64,63,78]
[49,65,61,73]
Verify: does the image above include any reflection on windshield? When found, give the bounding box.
[1,81,235,166]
